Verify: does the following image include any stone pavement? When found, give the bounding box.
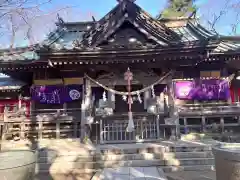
[97,167,167,180]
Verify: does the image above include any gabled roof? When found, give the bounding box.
[162,17,218,43]
[81,0,181,47]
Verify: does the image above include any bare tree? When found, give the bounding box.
[198,0,240,35]
[0,0,76,48]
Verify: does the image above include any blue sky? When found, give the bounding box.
[3,0,240,47]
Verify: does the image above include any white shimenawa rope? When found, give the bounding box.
[84,71,173,96]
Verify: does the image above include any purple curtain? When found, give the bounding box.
[31,85,82,104]
[174,79,230,100]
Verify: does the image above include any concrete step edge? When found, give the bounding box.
[36,168,100,174]
[161,165,215,172]
[99,157,214,162]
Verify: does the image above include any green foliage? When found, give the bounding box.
[159,0,197,19]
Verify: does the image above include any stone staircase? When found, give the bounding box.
[96,141,215,173]
[1,139,216,180]
[1,139,99,180]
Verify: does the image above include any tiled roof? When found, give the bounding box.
[39,22,93,50]
[0,47,39,62]
[212,41,240,53]
[0,74,25,90]
[166,19,217,43]
[81,1,181,47]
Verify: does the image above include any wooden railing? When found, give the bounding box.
[1,108,82,141]
[178,102,240,116]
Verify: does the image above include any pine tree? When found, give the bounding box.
[159,0,197,19]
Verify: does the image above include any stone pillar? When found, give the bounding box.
[108,86,115,109]
[100,119,103,144]
[156,115,160,138]
[202,116,206,132]
[220,117,224,133]
[38,118,43,140]
[30,100,35,116]
[238,116,240,125]
[56,121,60,139]
[184,117,188,134]
[170,128,176,140]
[213,144,240,180]
[63,103,67,114]
[144,89,150,110]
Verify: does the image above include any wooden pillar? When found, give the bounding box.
[81,78,91,140]
[80,78,86,140]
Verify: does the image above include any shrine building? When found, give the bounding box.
[1,0,240,143]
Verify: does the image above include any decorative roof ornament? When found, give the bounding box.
[57,13,64,25]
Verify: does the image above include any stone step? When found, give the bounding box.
[161,165,215,173]
[164,158,214,166]
[100,159,165,168]
[38,155,97,163]
[98,157,214,168]
[100,151,213,161]
[100,145,212,155]
[36,161,98,171]
[35,167,99,174]
[169,151,213,159]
